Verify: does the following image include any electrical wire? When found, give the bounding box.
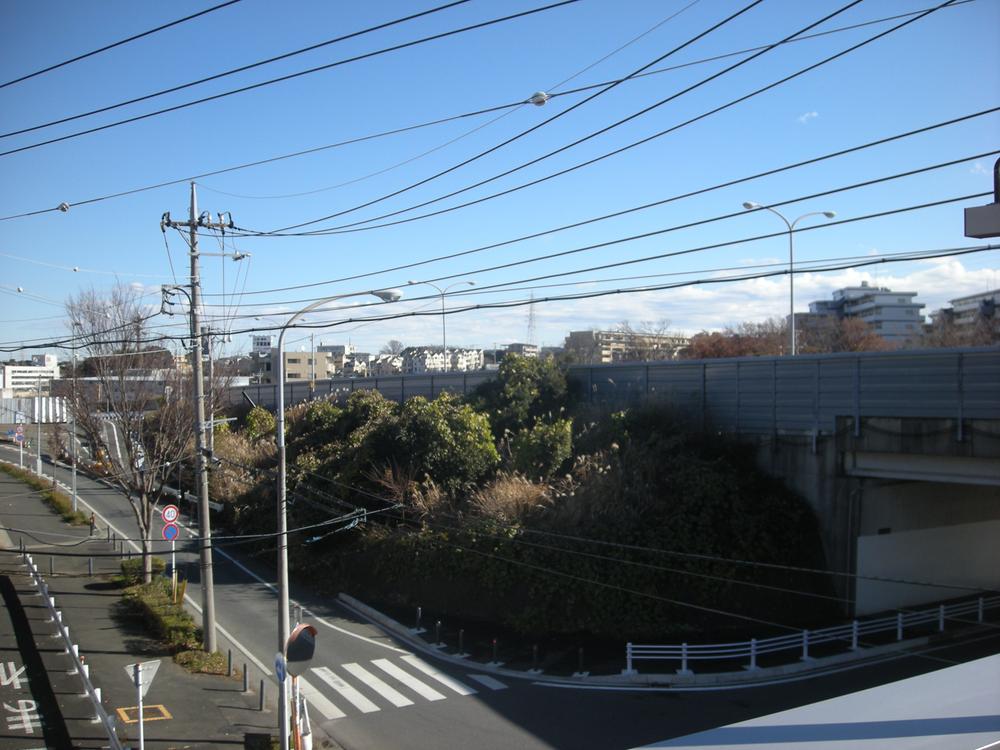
[0,1,579,160]
[196,107,1000,298]
[266,0,958,237]
[267,0,778,233]
[0,2,978,222]
[198,0,704,202]
[0,0,244,90]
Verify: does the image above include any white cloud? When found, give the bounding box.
[796,111,819,124]
[970,161,990,176]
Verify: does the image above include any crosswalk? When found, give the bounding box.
[301,654,508,721]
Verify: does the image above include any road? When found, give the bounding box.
[4,441,998,750]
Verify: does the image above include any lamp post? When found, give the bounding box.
[742,203,836,355]
[407,280,475,371]
[70,321,80,513]
[274,288,401,750]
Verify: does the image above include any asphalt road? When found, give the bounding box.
[5,442,998,750]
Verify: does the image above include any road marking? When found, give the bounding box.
[372,658,446,702]
[311,667,379,714]
[401,655,477,696]
[342,663,413,708]
[115,704,172,723]
[467,674,508,691]
[298,676,345,720]
[204,541,408,654]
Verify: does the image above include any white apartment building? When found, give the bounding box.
[1,359,60,398]
[948,289,999,326]
[401,347,484,374]
[808,282,924,344]
[369,353,403,376]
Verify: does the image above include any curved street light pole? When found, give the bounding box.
[742,203,836,355]
[274,288,401,750]
[407,280,475,370]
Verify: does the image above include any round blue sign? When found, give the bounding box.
[162,522,179,542]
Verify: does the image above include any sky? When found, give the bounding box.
[1,0,998,361]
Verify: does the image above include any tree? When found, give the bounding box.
[380,339,405,355]
[921,308,999,348]
[614,319,681,360]
[66,284,195,583]
[684,316,891,358]
[469,354,569,437]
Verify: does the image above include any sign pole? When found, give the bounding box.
[171,539,177,601]
[19,438,23,468]
[135,662,144,750]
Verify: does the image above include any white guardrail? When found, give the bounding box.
[22,550,124,749]
[625,595,1000,675]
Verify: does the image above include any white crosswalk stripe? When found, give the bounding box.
[467,674,508,690]
[401,654,477,696]
[312,666,380,713]
[372,658,447,701]
[342,662,414,707]
[298,675,346,720]
[305,657,509,719]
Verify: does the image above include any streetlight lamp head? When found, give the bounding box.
[743,201,760,210]
[406,280,418,285]
[374,289,403,303]
[823,211,836,219]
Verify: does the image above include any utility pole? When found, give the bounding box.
[162,183,229,654]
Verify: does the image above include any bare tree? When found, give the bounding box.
[67,284,194,583]
[380,339,405,355]
[615,319,685,360]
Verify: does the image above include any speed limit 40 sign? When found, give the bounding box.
[161,504,179,524]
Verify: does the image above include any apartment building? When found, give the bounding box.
[807,282,924,344]
[563,330,690,364]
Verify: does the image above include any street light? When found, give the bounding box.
[742,202,836,356]
[407,280,475,371]
[274,288,401,750]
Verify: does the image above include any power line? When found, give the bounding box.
[0,0,471,139]
[198,0,705,202]
[0,1,579,160]
[0,0,244,90]
[0,2,977,223]
[268,0,777,233]
[266,0,958,237]
[201,126,998,297]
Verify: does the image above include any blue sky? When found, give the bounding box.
[1,0,998,360]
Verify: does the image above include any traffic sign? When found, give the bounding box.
[161,523,179,542]
[15,424,24,436]
[274,652,287,683]
[14,435,24,443]
[161,504,179,523]
[123,660,160,699]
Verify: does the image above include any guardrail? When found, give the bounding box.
[625,594,1000,675]
[21,550,124,749]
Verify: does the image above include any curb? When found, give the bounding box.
[337,592,967,689]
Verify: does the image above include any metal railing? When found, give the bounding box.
[22,550,124,749]
[625,594,1000,675]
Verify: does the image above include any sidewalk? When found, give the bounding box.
[0,469,276,749]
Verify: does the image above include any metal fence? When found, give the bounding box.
[571,347,1000,436]
[0,396,68,424]
[22,551,124,749]
[225,348,999,436]
[624,594,1000,675]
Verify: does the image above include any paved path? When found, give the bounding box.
[0,470,269,749]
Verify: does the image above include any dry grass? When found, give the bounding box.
[470,473,550,522]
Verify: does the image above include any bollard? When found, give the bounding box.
[458,629,465,656]
[259,679,265,712]
[979,596,984,623]
[227,649,233,676]
[243,663,249,693]
[112,532,116,545]
[851,620,859,651]
[93,687,102,723]
[532,644,539,671]
[50,556,54,575]
[492,637,498,663]
[749,638,758,670]
[896,612,903,641]
[414,606,422,631]
[69,645,79,674]
[939,604,945,632]
[88,557,93,576]
[107,527,111,541]
[435,620,442,645]
[681,642,689,674]
[801,630,810,660]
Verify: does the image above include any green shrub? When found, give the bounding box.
[510,418,572,479]
[245,405,276,443]
[122,579,201,652]
[174,649,228,674]
[119,556,166,585]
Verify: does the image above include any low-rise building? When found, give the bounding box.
[1,359,60,398]
[563,330,689,364]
